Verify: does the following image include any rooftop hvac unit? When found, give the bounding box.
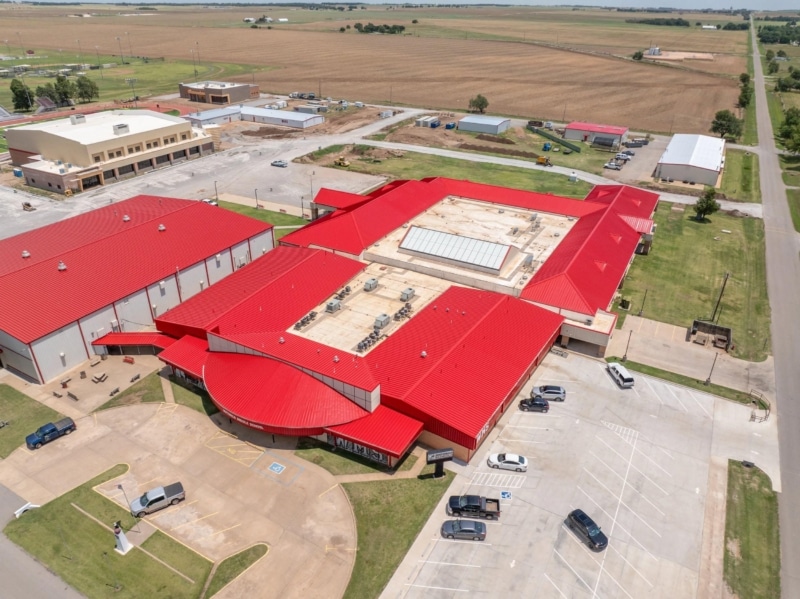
[326,299,342,313]
[57,260,67,271]
[364,278,378,292]
[400,287,415,301]
[374,313,391,329]
[112,123,130,136]
[21,250,31,259]
[523,255,534,267]
[69,114,86,125]
[122,214,130,222]
[158,224,166,232]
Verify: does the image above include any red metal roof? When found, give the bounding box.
[312,188,372,211]
[203,351,368,436]
[156,335,210,379]
[156,246,365,339]
[583,185,660,220]
[620,215,654,235]
[0,197,271,343]
[367,286,563,448]
[91,332,177,349]
[325,405,423,458]
[565,121,629,136]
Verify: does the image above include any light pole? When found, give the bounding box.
[254,188,258,207]
[190,48,197,78]
[95,46,103,79]
[704,353,718,386]
[195,42,201,76]
[116,484,141,533]
[125,31,133,60]
[622,330,632,363]
[125,78,138,108]
[214,180,218,201]
[638,288,648,317]
[16,31,23,56]
[4,39,10,57]
[310,172,314,201]
[76,39,82,64]
[116,36,124,64]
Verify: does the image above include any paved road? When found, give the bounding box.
[0,485,86,599]
[750,23,800,599]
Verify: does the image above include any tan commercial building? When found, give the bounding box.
[178,81,259,105]
[7,110,214,194]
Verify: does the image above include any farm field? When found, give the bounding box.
[0,5,741,134]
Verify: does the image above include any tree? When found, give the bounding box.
[779,107,800,139]
[768,60,780,75]
[786,129,800,154]
[738,83,752,108]
[35,83,58,103]
[739,72,751,85]
[339,27,346,32]
[75,76,99,103]
[468,94,488,114]
[53,75,76,105]
[694,187,721,221]
[10,78,33,111]
[765,49,775,61]
[632,50,644,60]
[710,109,743,139]
[412,19,418,24]
[777,49,787,58]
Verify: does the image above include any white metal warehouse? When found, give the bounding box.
[185,106,324,129]
[457,115,511,135]
[655,134,726,186]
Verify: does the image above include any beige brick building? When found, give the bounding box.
[7,110,214,194]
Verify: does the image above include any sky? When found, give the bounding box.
[17,2,800,12]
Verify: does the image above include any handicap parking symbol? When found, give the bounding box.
[269,462,286,474]
[501,490,512,500]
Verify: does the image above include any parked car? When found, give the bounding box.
[130,482,185,517]
[447,495,501,519]
[615,153,632,161]
[607,362,635,388]
[26,417,76,450]
[531,385,566,402]
[271,160,289,168]
[441,519,487,541]
[487,453,528,472]
[622,149,636,156]
[603,162,622,170]
[567,508,608,551]
[201,198,218,206]
[519,396,549,413]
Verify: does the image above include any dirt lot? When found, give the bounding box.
[3,6,739,134]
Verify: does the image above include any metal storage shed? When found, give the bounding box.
[655,134,725,186]
[457,115,511,135]
[564,122,628,145]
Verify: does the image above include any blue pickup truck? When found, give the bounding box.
[26,417,76,449]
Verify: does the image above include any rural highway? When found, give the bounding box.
[750,24,800,599]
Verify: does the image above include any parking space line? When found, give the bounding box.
[561,523,602,565]
[687,390,713,419]
[641,376,665,405]
[595,438,670,495]
[588,452,665,517]
[577,485,657,563]
[170,511,218,531]
[149,499,199,519]
[596,564,635,599]
[404,584,469,593]
[553,548,593,592]
[436,538,492,546]
[502,425,552,429]
[543,572,569,599]
[609,544,654,588]
[419,560,480,568]
[470,472,526,488]
[207,523,241,538]
[583,469,662,538]
[663,383,690,413]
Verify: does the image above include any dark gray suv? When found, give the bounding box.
[519,396,549,413]
[567,509,608,551]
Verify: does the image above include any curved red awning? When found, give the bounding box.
[204,352,368,436]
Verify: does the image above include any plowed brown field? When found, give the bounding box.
[1,5,740,133]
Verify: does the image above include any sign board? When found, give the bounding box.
[269,462,286,474]
[426,448,454,464]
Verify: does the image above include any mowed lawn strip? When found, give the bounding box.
[96,371,165,411]
[205,544,268,598]
[217,202,306,241]
[719,149,761,203]
[295,437,417,476]
[312,146,592,198]
[787,188,800,233]
[779,153,800,188]
[723,460,780,599]
[342,466,455,599]
[0,384,64,458]
[4,464,213,597]
[618,202,769,361]
[170,377,220,416]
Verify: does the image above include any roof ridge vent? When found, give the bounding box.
[57,260,67,271]
[21,250,31,259]
[158,224,166,232]
[122,214,130,222]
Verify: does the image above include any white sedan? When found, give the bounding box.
[487,453,528,472]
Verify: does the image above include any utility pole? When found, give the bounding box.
[622,330,633,362]
[711,272,730,323]
[116,36,124,64]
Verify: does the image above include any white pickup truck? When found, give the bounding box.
[130,482,185,517]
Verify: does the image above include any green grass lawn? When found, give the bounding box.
[342,465,455,599]
[604,357,757,402]
[4,464,214,597]
[170,377,219,416]
[787,188,800,233]
[0,384,64,458]
[766,88,786,149]
[217,201,307,241]
[619,203,770,361]
[205,544,268,597]
[719,149,761,203]
[779,153,800,187]
[311,146,592,199]
[96,371,165,411]
[743,35,758,146]
[724,460,780,599]
[294,437,417,475]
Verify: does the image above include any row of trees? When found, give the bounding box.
[10,75,99,111]
[625,18,690,26]
[779,107,800,154]
[353,22,405,34]
[765,49,788,75]
[757,24,800,45]
[774,66,800,92]
[737,72,753,110]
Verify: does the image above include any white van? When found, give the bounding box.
[607,362,635,388]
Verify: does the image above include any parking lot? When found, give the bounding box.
[382,352,778,598]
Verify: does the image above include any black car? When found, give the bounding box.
[519,396,549,413]
[567,509,608,551]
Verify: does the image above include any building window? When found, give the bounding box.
[48,182,52,187]
[57,184,61,189]
[181,134,187,140]
[146,142,152,149]
[30,178,35,183]
[93,155,102,163]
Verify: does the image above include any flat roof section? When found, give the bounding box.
[400,226,510,273]
[658,134,725,172]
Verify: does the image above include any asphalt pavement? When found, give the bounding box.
[750,23,800,599]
